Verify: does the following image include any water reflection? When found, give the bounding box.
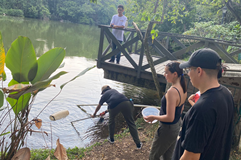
[0,16,103,58]
[123,84,161,106]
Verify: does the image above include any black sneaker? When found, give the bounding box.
[107,137,114,144]
[136,142,142,149]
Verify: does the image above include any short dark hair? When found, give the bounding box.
[118,5,124,10]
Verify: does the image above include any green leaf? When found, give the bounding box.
[7,79,31,115]
[31,47,65,84]
[1,71,6,81]
[9,71,68,99]
[0,89,4,108]
[58,62,65,69]
[5,36,37,83]
[151,30,155,34]
[0,131,10,136]
[7,93,31,115]
[60,66,95,89]
[6,79,31,114]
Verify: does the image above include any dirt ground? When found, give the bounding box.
[81,119,241,160]
[82,121,156,160]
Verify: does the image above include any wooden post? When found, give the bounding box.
[97,28,104,68]
[133,21,162,99]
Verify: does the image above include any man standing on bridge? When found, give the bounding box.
[109,4,127,64]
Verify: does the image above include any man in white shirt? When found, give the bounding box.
[109,5,127,64]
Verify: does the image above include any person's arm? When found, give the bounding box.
[180,150,200,160]
[188,94,195,106]
[144,88,178,123]
[110,15,114,27]
[113,17,126,29]
[92,104,101,117]
[112,25,125,29]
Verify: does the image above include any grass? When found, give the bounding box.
[30,143,103,160]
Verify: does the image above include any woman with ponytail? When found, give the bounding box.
[144,61,187,160]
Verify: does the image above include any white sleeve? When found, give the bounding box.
[110,15,115,25]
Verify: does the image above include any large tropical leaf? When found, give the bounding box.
[9,71,68,99]
[60,66,95,89]
[7,94,31,115]
[31,47,65,84]
[5,36,37,83]
[0,32,6,75]
[6,79,31,115]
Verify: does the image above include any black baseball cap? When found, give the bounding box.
[179,48,222,69]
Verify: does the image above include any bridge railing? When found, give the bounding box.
[97,24,241,78]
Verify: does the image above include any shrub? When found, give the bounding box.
[6,9,24,17]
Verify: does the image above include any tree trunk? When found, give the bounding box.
[143,22,163,99]
[226,0,241,25]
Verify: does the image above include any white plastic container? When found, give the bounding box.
[49,110,69,121]
[142,107,159,123]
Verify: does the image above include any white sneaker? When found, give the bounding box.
[107,137,114,144]
[136,142,142,149]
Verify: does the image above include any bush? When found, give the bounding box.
[6,9,24,17]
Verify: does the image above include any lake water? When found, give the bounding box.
[0,16,124,149]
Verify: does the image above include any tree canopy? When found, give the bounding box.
[0,0,126,25]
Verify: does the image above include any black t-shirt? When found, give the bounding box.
[99,89,129,109]
[172,85,234,160]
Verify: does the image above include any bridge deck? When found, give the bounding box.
[104,53,241,78]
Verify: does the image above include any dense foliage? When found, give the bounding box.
[0,0,126,25]
[125,0,241,34]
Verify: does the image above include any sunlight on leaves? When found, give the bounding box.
[54,139,68,160]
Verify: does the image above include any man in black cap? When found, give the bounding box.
[92,85,142,149]
[172,48,234,160]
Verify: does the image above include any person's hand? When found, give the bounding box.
[188,94,195,106]
[144,115,155,123]
[112,25,118,29]
[188,94,195,101]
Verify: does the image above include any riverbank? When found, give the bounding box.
[30,117,241,160]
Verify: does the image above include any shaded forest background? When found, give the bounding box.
[0,0,240,46]
[0,0,126,25]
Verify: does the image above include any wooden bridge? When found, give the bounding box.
[97,24,241,90]
[97,24,241,148]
